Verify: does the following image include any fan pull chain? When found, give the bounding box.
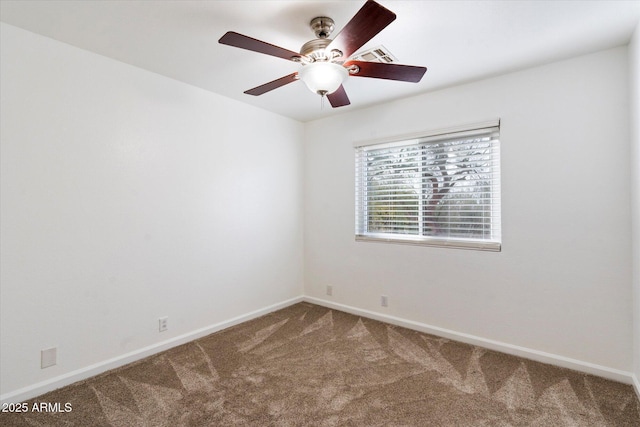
[317,90,328,110]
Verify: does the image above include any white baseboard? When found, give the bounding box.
[633,374,640,400]
[304,297,635,386]
[2,296,635,404]
[0,296,304,404]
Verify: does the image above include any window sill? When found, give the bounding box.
[355,234,501,252]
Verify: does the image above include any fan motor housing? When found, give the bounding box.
[300,38,331,59]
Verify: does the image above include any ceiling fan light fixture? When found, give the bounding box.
[219,0,426,108]
[299,62,348,96]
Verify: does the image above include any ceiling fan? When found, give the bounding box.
[218,0,427,108]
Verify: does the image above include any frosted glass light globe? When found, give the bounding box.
[299,62,348,95]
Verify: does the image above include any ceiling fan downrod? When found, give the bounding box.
[300,17,343,63]
[310,17,335,39]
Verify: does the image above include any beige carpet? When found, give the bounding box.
[2,302,639,426]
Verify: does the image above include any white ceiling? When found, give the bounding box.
[1,0,639,122]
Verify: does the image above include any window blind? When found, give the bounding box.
[355,122,501,251]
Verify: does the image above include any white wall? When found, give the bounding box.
[0,23,304,399]
[630,23,640,392]
[304,47,632,375]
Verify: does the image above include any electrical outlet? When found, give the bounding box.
[381,295,388,307]
[41,347,57,369]
[326,285,333,296]
[159,316,168,332]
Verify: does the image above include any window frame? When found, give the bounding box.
[354,120,501,251]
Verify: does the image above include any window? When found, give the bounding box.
[355,120,501,251]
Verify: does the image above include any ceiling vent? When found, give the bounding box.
[350,45,397,63]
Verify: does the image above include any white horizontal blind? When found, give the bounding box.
[355,123,501,251]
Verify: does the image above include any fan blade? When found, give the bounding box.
[219,31,301,61]
[345,61,427,83]
[244,73,299,96]
[326,0,396,59]
[327,85,350,108]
